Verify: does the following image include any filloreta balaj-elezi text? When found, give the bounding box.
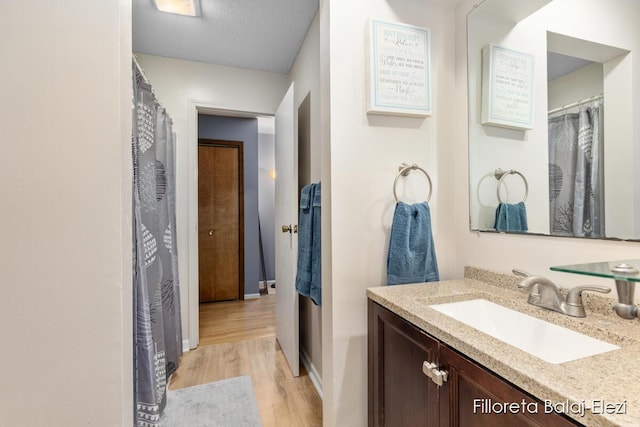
[473,398,628,418]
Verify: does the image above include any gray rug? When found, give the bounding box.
[161,376,262,426]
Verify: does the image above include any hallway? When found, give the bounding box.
[169,293,322,426]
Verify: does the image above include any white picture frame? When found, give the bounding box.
[481,44,535,130]
[367,19,432,117]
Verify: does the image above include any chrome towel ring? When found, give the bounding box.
[393,163,433,203]
[494,168,528,203]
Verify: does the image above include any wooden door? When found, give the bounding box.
[198,140,244,302]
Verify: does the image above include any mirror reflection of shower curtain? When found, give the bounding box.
[548,101,604,237]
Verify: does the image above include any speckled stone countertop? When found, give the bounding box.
[366,267,640,427]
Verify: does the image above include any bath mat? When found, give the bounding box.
[161,376,262,426]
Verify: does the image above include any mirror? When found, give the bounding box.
[467,0,639,240]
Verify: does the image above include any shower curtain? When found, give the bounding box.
[133,61,182,427]
[548,101,604,237]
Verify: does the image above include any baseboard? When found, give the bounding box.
[300,347,323,400]
[244,293,261,299]
[182,339,190,353]
[258,280,276,286]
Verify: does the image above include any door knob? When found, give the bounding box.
[282,224,292,233]
[208,230,214,236]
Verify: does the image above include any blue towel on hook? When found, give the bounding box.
[310,183,321,305]
[494,202,528,232]
[295,183,322,305]
[387,201,439,285]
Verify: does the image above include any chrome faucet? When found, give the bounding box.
[513,269,611,317]
[613,279,640,319]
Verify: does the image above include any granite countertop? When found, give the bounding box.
[366,268,640,427]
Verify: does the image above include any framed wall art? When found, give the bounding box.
[367,20,431,117]
[481,44,535,130]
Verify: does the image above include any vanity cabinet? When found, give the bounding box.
[368,300,582,427]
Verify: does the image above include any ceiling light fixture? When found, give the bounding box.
[153,0,201,17]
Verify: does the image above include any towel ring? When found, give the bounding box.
[393,163,433,203]
[494,168,528,203]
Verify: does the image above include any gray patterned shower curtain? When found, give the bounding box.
[132,61,182,427]
[548,101,604,237]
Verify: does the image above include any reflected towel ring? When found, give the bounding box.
[494,168,528,203]
[393,163,433,203]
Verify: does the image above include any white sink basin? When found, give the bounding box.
[430,299,619,364]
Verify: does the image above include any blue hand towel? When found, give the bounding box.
[494,202,528,232]
[295,184,314,298]
[295,182,322,305]
[387,202,439,285]
[310,182,321,306]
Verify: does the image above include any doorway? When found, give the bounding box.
[175,99,322,426]
[198,139,245,302]
[191,111,276,345]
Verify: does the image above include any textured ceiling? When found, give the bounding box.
[133,0,319,74]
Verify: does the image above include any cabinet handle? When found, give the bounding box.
[422,361,448,386]
[422,361,437,379]
[431,368,449,386]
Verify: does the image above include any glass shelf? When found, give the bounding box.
[550,259,640,283]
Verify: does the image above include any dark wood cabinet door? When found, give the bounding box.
[438,343,582,427]
[369,300,440,427]
[368,301,584,427]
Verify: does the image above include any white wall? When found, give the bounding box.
[318,1,334,424]
[133,54,289,345]
[0,1,132,425]
[547,62,603,110]
[258,123,276,281]
[290,13,323,183]
[323,0,457,424]
[455,0,640,293]
[288,12,324,385]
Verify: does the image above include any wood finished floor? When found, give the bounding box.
[169,292,322,426]
[198,293,276,346]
